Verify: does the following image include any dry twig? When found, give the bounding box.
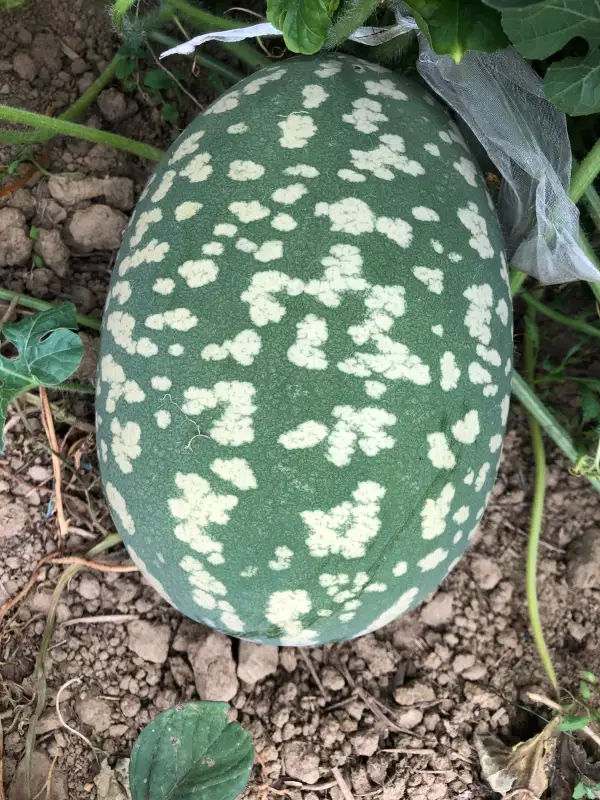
[39,387,68,546]
[55,678,98,755]
[331,768,355,800]
[528,692,600,749]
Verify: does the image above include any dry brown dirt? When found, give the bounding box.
[1,1,600,798]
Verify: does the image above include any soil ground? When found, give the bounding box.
[1,2,600,798]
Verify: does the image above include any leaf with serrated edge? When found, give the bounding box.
[267,0,339,54]
[405,0,507,62]
[545,50,600,116]
[129,702,254,800]
[0,303,83,450]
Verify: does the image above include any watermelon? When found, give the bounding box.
[96,54,513,646]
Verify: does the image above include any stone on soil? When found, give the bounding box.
[127,619,170,664]
[470,556,502,591]
[0,208,32,266]
[237,641,279,684]
[282,741,320,784]
[420,591,453,627]
[76,696,113,733]
[66,204,127,251]
[188,631,238,701]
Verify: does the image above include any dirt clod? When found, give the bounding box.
[0,208,32,266]
[567,528,600,589]
[237,641,279,684]
[77,695,113,733]
[188,631,238,701]
[127,620,171,664]
[66,204,127,252]
[282,741,321,784]
[34,227,70,276]
[470,555,503,590]
[394,682,436,706]
[420,591,453,627]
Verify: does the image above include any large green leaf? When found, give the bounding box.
[267,0,339,54]
[0,303,83,450]
[484,0,600,115]
[129,702,255,800]
[404,0,507,63]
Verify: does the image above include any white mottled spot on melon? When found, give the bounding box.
[365,78,407,101]
[348,285,405,344]
[343,97,388,134]
[424,143,440,156]
[255,241,283,263]
[106,482,135,534]
[431,324,443,337]
[202,329,261,366]
[155,410,171,429]
[448,252,463,262]
[302,481,385,560]
[501,394,510,425]
[227,122,248,134]
[178,259,218,289]
[458,203,494,258]
[468,361,494,393]
[151,376,172,391]
[145,308,198,332]
[181,557,244,633]
[338,169,366,182]
[107,311,157,357]
[241,271,304,326]
[130,208,162,248]
[272,183,308,205]
[279,420,328,450]
[315,60,341,78]
[412,206,439,222]
[364,380,386,398]
[453,157,478,186]
[489,433,503,453]
[100,440,108,462]
[284,164,319,178]
[419,547,449,571]
[431,239,444,254]
[169,131,205,165]
[477,344,501,367]
[101,355,145,413]
[119,239,169,277]
[453,531,463,544]
[180,153,213,183]
[171,476,238,564]
[153,278,175,295]
[236,238,257,253]
[182,381,256,446]
[111,281,131,306]
[440,351,460,392]
[210,457,257,491]
[228,160,265,181]
[242,68,286,95]
[169,344,184,357]
[305,244,366,307]
[325,406,397,466]
[357,586,418,635]
[453,506,470,525]
[505,358,512,376]
[286,312,328,370]
[464,470,475,485]
[376,216,413,248]
[202,242,224,256]
[265,590,317,646]
[240,566,258,577]
[340,333,430,385]
[271,213,297,231]
[110,419,141,475]
[496,297,509,325]
[317,609,333,617]
[464,283,493,345]
[175,201,202,221]
[421,482,455,540]
[229,200,270,223]
[427,432,456,469]
[205,92,239,115]
[214,223,237,237]
[393,561,407,577]
[151,170,176,202]
[475,463,490,492]
[452,410,480,444]
[278,113,317,148]
[365,582,386,592]
[268,546,294,571]
[500,252,510,285]
[302,84,329,109]
[315,197,375,235]
[413,267,443,294]
[439,131,452,144]
[350,134,424,179]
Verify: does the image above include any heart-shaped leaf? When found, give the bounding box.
[0,303,83,450]
[129,702,254,800]
[267,0,340,54]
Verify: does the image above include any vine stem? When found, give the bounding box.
[0,105,164,162]
[325,0,381,48]
[571,138,600,205]
[523,301,558,693]
[0,289,101,331]
[520,291,600,341]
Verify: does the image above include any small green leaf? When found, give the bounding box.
[267,0,340,54]
[583,671,598,685]
[582,389,600,424]
[557,715,592,732]
[161,103,179,122]
[33,254,44,269]
[144,69,175,90]
[580,680,593,700]
[129,702,254,800]
[574,782,587,800]
[404,0,507,62]
[0,304,83,450]
[116,57,136,80]
[29,225,39,241]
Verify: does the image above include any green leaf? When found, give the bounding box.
[144,69,176,90]
[403,0,507,63]
[0,304,84,450]
[116,57,136,79]
[582,389,600,424]
[33,253,44,268]
[29,225,39,241]
[161,103,180,122]
[583,671,598,685]
[574,782,587,800]
[545,51,600,116]
[557,715,593,732]
[580,680,593,700]
[129,702,254,800]
[112,0,138,29]
[266,0,340,54]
